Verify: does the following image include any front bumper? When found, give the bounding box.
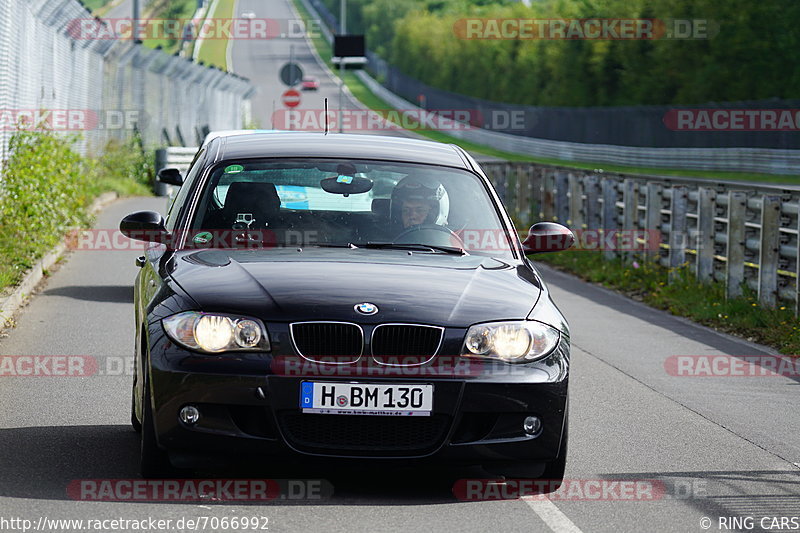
[147,334,569,466]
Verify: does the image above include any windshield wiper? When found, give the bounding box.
[355,242,468,255]
[309,243,359,248]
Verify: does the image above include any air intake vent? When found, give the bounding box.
[371,324,443,364]
[290,322,363,363]
[279,412,449,456]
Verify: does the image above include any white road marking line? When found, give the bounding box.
[523,497,584,533]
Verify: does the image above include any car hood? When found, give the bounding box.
[167,248,541,327]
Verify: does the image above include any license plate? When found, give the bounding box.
[300,382,433,416]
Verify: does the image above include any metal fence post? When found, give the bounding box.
[496,166,507,205]
[623,179,637,229]
[568,173,583,230]
[585,175,600,231]
[555,171,569,224]
[515,165,530,224]
[623,179,637,261]
[540,171,555,221]
[726,191,747,299]
[669,186,688,280]
[506,164,518,220]
[797,211,800,316]
[601,178,618,260]
[645,183,662,262]
[758,195,781,308]
[528,167,539,223]
[696,187,715,282]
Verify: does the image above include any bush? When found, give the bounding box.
[0,131,152,290]
[331,0,800,106]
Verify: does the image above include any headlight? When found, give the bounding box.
[461,321,560,363]
[162,311,270,354]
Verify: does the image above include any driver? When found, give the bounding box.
[390,176,448,231]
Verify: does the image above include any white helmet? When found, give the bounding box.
[390,176,449,226]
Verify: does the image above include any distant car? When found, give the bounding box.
[301,76,320,90]
[240,11,256,19]
[121,132,574,482]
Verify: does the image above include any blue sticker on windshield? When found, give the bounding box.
[336,175,353,184]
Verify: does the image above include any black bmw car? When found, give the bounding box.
[121,132,574,481]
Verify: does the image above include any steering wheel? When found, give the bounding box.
[394,224,465,248]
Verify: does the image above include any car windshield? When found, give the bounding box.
[188,158,514,257]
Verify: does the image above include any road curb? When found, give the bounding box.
[0,191,119,327]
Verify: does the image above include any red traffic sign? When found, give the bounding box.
[282,89,301,108]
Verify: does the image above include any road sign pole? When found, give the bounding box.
[289,45,294,85]
[132,0,140,43]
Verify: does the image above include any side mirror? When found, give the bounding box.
[522,222,575,254]
[157,167,184,186]
[120,211,169,243]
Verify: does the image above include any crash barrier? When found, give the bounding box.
[154,146,198,198]
[157,138,799,313]
[482,161,800,313]
[301,0,800,175]
[0,0,255,159]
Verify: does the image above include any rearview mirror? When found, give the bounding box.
[522,222,575,254]
[320,175,373,196]
[120,211,169,243]
[157,167,184,186]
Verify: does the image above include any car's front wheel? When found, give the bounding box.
[131,383,142,433]
[140,372,178,479]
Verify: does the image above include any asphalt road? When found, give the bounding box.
[229,0,414,138]
[0,196,798,533]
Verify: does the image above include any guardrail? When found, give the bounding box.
[481,161,800,313]
[156,143,800,313]
[154,147,198,198]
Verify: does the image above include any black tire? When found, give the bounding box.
[131,383,142,433]
[140,372,176,479]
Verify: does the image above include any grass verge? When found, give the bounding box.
[140,0,198,55]
[289,0,799,185]
[0,132,152,291]
[536,250,800,355]
[195,0,236,70]
[82,0,115,14]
